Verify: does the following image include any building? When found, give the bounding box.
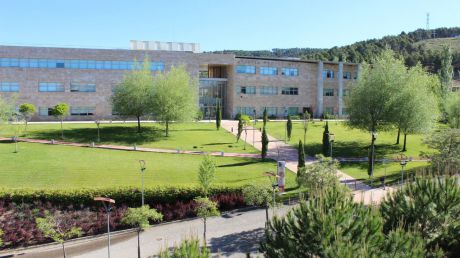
[0,43,359,121]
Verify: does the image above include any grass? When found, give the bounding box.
[414,37,460,53]
[0,141,294,190]
[0,122,257,154]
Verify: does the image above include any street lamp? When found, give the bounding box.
[327,133,335,158]
[370,131,378,186]
[263,172,279,213]
[138,160,146,206]
[253,109,256,146]
[94,197,116,258]
[95,120,101,142]
[399,154,408,185]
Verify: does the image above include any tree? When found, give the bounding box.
[197,155,216,197]
[112,58,154,133]
[446,93,460,128]
[36,212,83,258]
[121,205,163,258]
[159,237,211,258]
[296,154,339,193]
[303,111,310,146]
[263,108,268,128]
[242,184,273,223]
[236,118,243,142]
[286,115,292,141]
[322,121,331,156]
[438,45,453,106]
[51,103,69,139]
[152,65,198,136]
[0,94,15,122]
[194,197,220,244]
[215,103,221,130]
[261,127,269,159]
[19,103,36,132]
[297,140,305,171]
[346,50,406,176]
[0,229,3,247]
[423,128,460,171]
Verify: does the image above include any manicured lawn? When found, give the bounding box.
[0,122,257,154]
[266,120,433,159]
[0,142,294,189]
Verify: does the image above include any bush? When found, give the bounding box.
[289,115,300,120]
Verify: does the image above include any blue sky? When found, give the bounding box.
[0,0,458,51]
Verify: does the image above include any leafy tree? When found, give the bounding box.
[19,103,36,132]
[121,205,163,258]
[263,108,268,128]
[423,128,460,171]
[215,103,221,130]
[297,140,305,171]
[303,111,310,145]
[51,103,69,139]
[346,50,406,175]
[446,93,460,128]
[296,154,339,193]
[194,197,220,243]
[36,212,83,258]
[112,58,154,133]
[286,115,292,141]
[242,184,272,223]
[380,176,460,257]
[152,65,198,136]
[159,237,211,258]
[261,127,269,159]
[438,45,453,105]
[197,155,216,197]
[322,121,330,156]
[236,118,243,142]
[0,229,3,247]
[0,95,16,122]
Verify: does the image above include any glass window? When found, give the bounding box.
[39,107,53,116]
[70,83,96,92]
[19,59,29,68]
[151,62,165,71]
[353,72,358,80]
[281,87,298,95]
[39,82,64,92]
[260,86,278,95]
[70,106,95,116]
[236,106,255,116]
[264,107,278,117]
[324,88,334,96]
[236,65,256,74]
[260,67,278,76]
[237,86,256,95]
[0,82,19,92]
[288,107,298,115]
[324,107,334,115]
[282,68,298,76]
[343,71,352,79]
[322,69,334,79]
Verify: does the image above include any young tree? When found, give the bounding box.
[236,118,243,142]
[322,121,330,156]
[242,184,272,223]
[286,115,292,141]
[197,155,216,197]
[215,103,221,130]
[296,154,339,193]
[446,93,460,128]
[19,103,36,132]
[263,108,268,128]
[0,94,15,122]
[438,45,453,106]
[36,212,83,258]
[346,50,406,175]
[297,140,305,171]
[194,197,220,244]
[0,229,3,247]
[52,103,69,139]
[121,205,163,258]
[112,59,154,133]
[159,237,211,258]
[152,65,198,136]
[261,127,269,160]
[423,128,460,171]
[303,111,310,146]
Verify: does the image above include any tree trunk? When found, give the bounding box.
[137,228,141,258]
[165,121,169,137]
[402,133,407,152]
[25,120,28,132]
[137,116,141,133]
[396,127,400,144]
[203,217,207,244]
[62,242,66,258]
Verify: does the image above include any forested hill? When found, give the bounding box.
[212,27,460,73]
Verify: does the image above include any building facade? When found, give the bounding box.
[0,45,359,121]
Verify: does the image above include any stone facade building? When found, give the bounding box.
[0,45,359,121]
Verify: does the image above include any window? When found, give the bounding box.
[39,107,53,116]
[288,107,298,115]
[342,89,350,96]
[236,65,256,74]
[39,82,64,92]
[70,83,96,92]
[0,82,19,92]
[263,107,278,117]
[260,67,278,76]
[353,72,358,80]
[236,106,255,116]
[237,86,256,95]
[282,68,298,76]
[324,107,334,115]
[343,71,352,79]
[260,86,278,95]
[322,69,334,79]
[281,87,298,95]
[70,106,95,116]
[341,108,348,116]
[324,88,334,96]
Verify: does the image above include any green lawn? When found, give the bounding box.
[0,141,294,189]
[266,121,433,159]
[0,122,257,154]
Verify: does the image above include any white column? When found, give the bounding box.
[338,62,344,117]
[316,61,324,118]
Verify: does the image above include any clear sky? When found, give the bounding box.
[0,0,458,51]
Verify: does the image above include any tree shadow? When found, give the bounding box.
[202,142,235,146]
[218,161,261,168]
[305,141,401,158]
[210,228,264,256]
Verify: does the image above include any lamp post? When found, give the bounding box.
[284,109,288,143]
[94,197,116,258]
[263,172,279,214]
[370,131,377,186]
[138,160,146,206]
[399,154,408,185]
[252,109,256,146]
[327,133,335,158]
[243,127,247,150]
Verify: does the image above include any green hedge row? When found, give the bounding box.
[0,186,243,207]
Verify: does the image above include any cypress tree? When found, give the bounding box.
[261,127,269,159]
[286,115,292,141]
[297,140,305,171]
[263,108,268,128]
[322,121,330,156]
[216,103,221,130]
[236,118,243,142]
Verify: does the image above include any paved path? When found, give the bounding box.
[2,206,293,258]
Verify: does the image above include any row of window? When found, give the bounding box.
[39,106,95,116]
[0,58,165,71]
[323,88,350,97]
[237,86,299,96]
[0,82,19,92]
[236,65,299,76]
[236,106,300,116]
[323,69,356,80]
[0,82,98,92]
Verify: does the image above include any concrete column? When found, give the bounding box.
[316,61,324,118]
[338,62,344,117]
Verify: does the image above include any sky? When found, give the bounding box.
[0,0,458,51]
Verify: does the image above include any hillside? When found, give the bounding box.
[414,37,460,53]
